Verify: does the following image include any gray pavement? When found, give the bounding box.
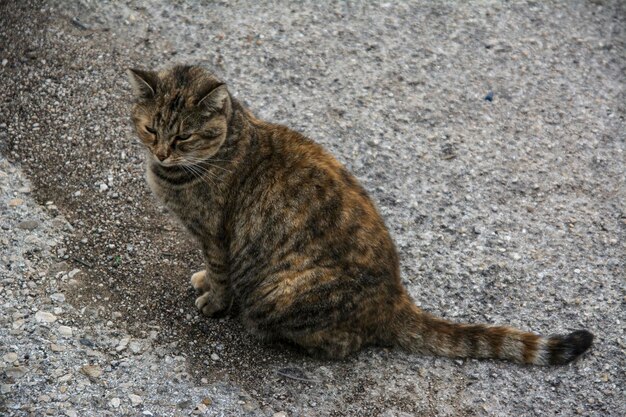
[1,1,624,416]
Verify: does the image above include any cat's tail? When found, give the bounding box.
[391,302,593,365]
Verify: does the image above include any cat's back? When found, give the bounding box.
[227,121,403,333]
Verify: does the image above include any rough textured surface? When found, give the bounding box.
[1,1,624,416]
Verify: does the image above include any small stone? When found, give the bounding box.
[8,198,23,207]
[511,253,521,261]
[99,183,108,192]
[110,398,121,408]
[58,325,73,337]
[79,338,95,348]
[1,384,11,394]
[65,410,78,417]
[35,311,58,323]
[50,343,66,352]
[58,373,72,383]
[210,353,220,361]
[129,340,143,354]
[129,394,143,406]
[51,293,66,302]
[273,412,288,417]
[68,269,81,278]
[17,220,39,230]
[193,404,208,414]
[116,337,130,352]
[3,352,18,363]
[5,366,27,378]
[177,400,193,409]
[202,397,212,406]
[81,365,102,378]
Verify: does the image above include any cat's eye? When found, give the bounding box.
[145,126,156,134]
[174,133,192,142]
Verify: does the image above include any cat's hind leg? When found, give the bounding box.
[289,330,363,359]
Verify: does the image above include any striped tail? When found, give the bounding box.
[393,303,593,365]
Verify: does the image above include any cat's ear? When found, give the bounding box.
[197,84,231,114]
[127,68,158,100]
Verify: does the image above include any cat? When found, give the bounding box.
[127,65,593,364]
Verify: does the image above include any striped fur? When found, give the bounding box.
[128,65,593,365]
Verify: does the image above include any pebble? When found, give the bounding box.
[8,198,23,207]
[129,394,143,406]
[210,353,220,361]
[110,398,121,408]
[5,366,27,378]
[17,220,39,230]
[58,373,72,383]
[65,410,78,417]
[35,311,58,323]
[81,364,103,378]
[129,340,143,354]
[51,293,66,302]
[3,352,18,362]
[58,325,73,337]
[68,269,81,278]
[193,403,208,414]
[116,337,130,352]
[50,343,66,352]
[1,384,12,394]
[177,400,193,409]
[273,412,288,417]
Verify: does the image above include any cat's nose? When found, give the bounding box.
[155,151,169,161]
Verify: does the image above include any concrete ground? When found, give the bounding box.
[1,1,624,416]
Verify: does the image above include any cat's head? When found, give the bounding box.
[127,65,232,166]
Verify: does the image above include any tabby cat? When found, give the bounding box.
[127,65,592,364]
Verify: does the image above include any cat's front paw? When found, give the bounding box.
[190,270,208,291]
[195,290,227,317]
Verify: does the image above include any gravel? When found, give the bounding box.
[1,1,624,416]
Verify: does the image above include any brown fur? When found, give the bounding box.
[127,65,593,365]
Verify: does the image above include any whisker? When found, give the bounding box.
[181,157,233,174]
[186,164,217,186]
[201,162,232,173]
[182,163,218,188]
